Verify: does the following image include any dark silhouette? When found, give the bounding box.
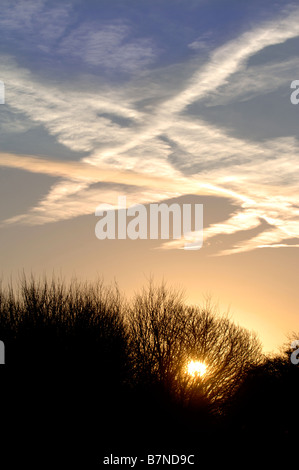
[0,275,127,375]
[225,335,299,458]
[126,281,262,412]
[0,275,297,465]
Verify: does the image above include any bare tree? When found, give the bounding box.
[126,282,262,411]
[0,275,128,372]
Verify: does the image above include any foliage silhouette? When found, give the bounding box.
[0,275,128,381]
[126,281,262,411]
[227,333,299,450]
[0,275,296,464]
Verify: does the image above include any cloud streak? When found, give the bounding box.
[59,21,156,72]
[1,6,299,254]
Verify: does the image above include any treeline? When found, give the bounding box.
[0,276,298,464]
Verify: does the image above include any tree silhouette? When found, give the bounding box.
[1,275,295,465]
[126,281,262,412]
[0,275,128,377]
[224,332,299,459]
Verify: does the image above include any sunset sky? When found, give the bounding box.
[0,0,299,353]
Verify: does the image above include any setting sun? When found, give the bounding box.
[187,360,207,377]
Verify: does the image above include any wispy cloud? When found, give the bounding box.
[203,57,299,107]
[0,0,72,50]
[0,2,157,73]
[59,21,156,73]
[1,6,299,255]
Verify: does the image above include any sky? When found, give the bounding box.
[0,0,299,353]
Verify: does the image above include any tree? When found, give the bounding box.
[227,332,299,445]
[0,275,128,376]
[126,281,262,411]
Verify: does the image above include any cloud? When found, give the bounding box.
[0,0,72,49]
[203,57,299,107]
[188,32,215,52]
[1,6,299,255]
[0,56,145,153]
[59,21,156,73]
[0,2,157,74]
[160,5,299,115]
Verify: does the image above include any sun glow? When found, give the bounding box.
[187,360,207,377]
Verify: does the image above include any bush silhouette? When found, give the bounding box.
[0,275,128,379]
[126,281,262,412]
[227,334,299,449]
[0,275,297,464]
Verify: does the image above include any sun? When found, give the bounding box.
[187,360,207,377]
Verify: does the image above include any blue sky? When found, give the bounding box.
[1,0,299,351]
